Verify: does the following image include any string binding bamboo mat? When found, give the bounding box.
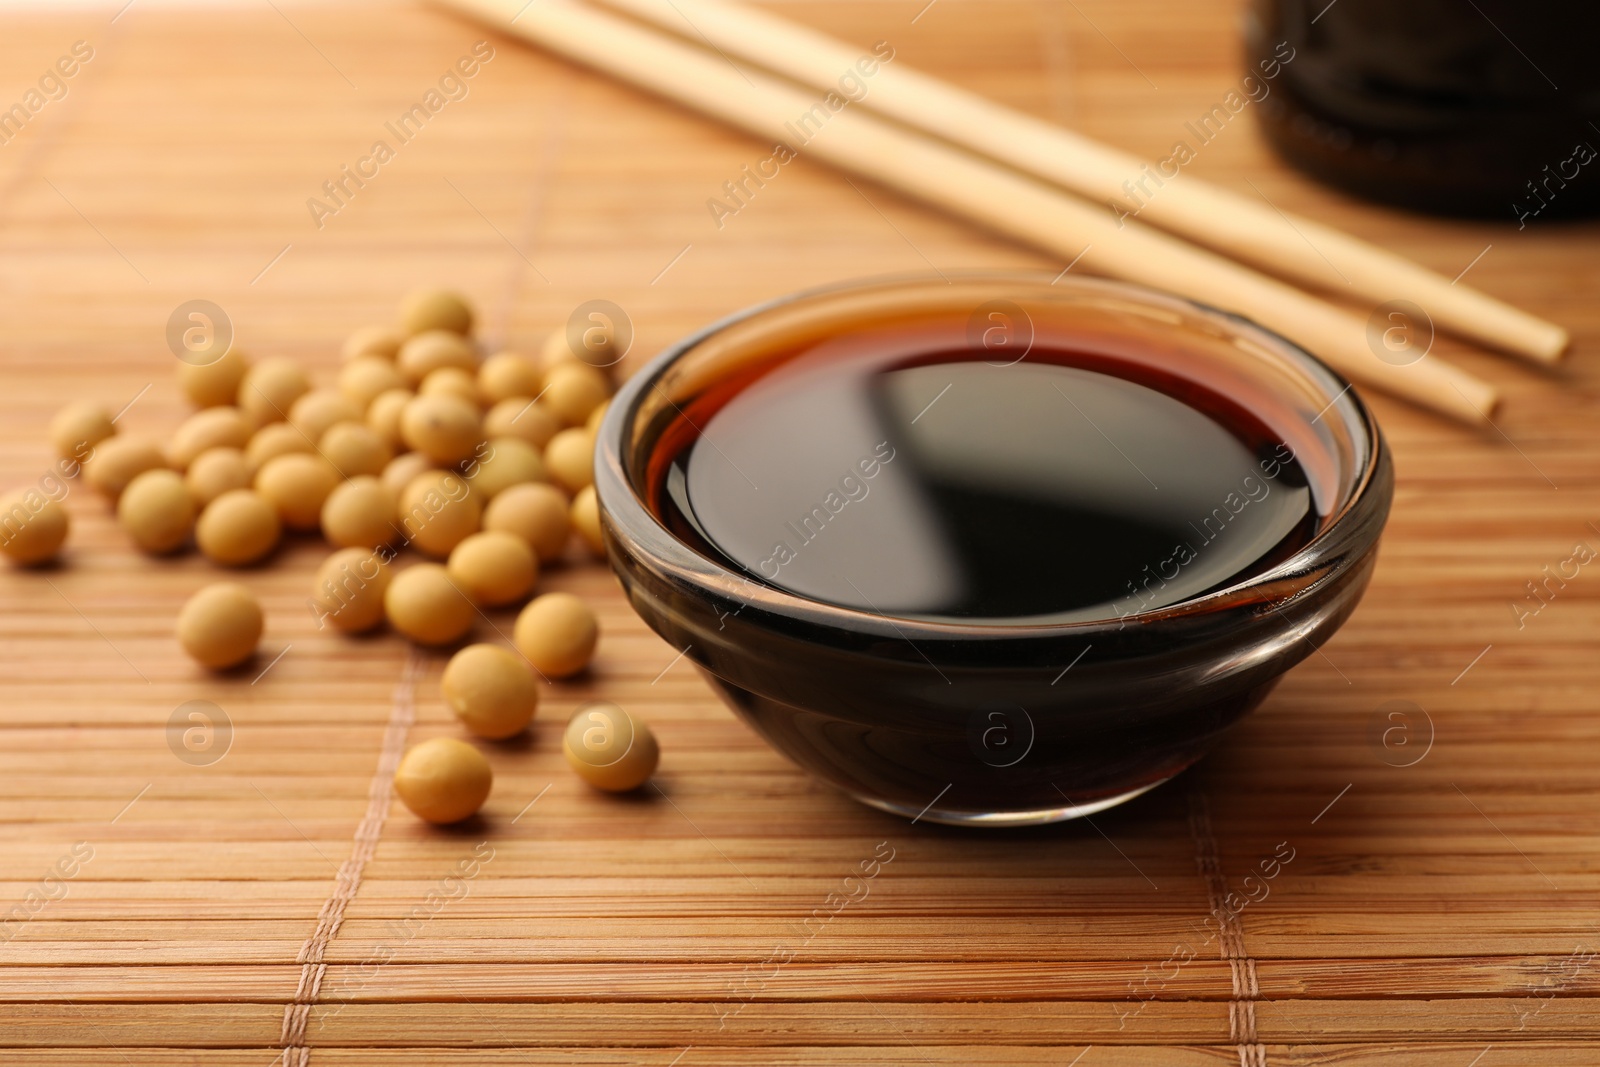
[0,2,1597,1064]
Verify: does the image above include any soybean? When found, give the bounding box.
[398,469,481,558]
[441,643,538,739]
[84,437,166,499]
[381,451,434,499]
[384,562,475,645]
[419,366,482,407]
[478,352,541,404]
[176,582,263,669]
[238,358,311,424]
[448,530,537,607]
[0,488,69,565]
[394,737,492,824]
[312,546,392,633]
[397,330,476,386]
[320,421,392,479]
[571,485,604,555]
[342,325,404,362]
[542,362,610,427]
[186,447,252,506]
[484,396,560,449]
[196,489,281,566]
[562,701,659,792]
[543,428,595,494]
[468,437,544,500]
[400,393,483,466]
[513,592,597,678]
[321,475,398,551]
[483,482,571,563]
[339,356,407,410]
[288,388,362,443]
[168,406,252,470]
[255,453,340,531]
[244,421,316,472]
[401,289,475,337]
[49,402,115,461]
[177,347,250,409]
[366,388,413,451]
[540,327,579,373]
[117,469,196,554]
[542,325,619,374]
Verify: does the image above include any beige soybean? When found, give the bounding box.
[441,643,539,739]
[400,393,483,466]
[571,485,604,556]
[419,366,482,407]
[401,288,475,338]
[321,476,398,550]
[513,592,597,678]
[398,469,481,558]
[289,388,362,443]
[540,327,579,372]
[544,428,595,494]
[238,358,311,424]
[312,546,392,633]
[186,447,252,506]
[0,488,69,565]
[320,421,392,479]
[381,451,434,498]
[484,396,560,449]
[366,388,413,451]
[448,531,537,607]
[245,421,316,472]
[397,329,476,386]
[49,401,115,461]
[177,347,250,409]
[585,398,610,435]
[117,469,196,554]
[176,582,262,669]
[478,352,541,405]
[542,362,610,427]
[385,562,475,645]
[339,356,407,410]
[84,437,167,499]
[562,701,659,792]
[484,482,570,563]
[342,325,404,362]
[255,453,340,531]
[168,406,252,470]
[196,489,281,565]
[394,737,491,824]
[468,437,544,500]
[555,313,625,370]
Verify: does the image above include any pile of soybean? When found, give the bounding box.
[1,289,658,824]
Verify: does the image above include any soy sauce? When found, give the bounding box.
[653,331,1321,623]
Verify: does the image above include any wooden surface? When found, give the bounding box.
[2,1,1598,1063]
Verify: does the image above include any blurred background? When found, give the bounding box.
[3,0,1591,413]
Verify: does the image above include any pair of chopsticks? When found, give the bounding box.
[438,0,1569,424]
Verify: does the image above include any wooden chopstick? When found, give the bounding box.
[437,0,1498,424]
[597,0,1568,366]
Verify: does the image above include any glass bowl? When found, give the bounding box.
[593,274,1392,827]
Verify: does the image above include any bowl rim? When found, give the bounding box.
[594,271,1389,641]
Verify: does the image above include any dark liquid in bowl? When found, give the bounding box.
[629,321,1347,821]
[653,336,1320,621]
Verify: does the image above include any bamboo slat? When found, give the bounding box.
[0,1,1596,1064]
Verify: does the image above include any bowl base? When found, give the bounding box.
[849,778,1170,828]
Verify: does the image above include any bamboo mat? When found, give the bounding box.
[1,1,1598,1063]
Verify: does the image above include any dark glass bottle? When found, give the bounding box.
[1247,0,1600,222]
